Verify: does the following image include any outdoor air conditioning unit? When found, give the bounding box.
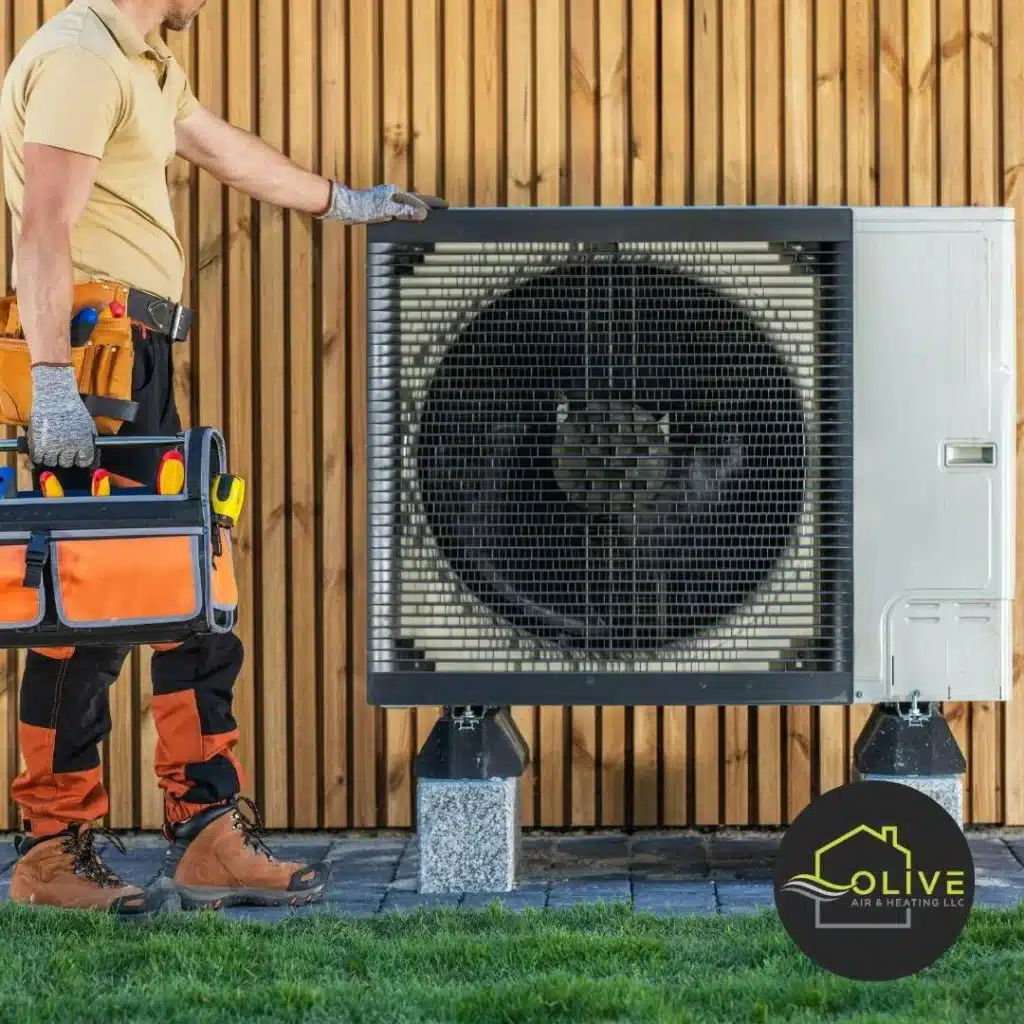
[365,207,1015,711]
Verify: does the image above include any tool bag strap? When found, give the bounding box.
[22,532,48,589]
[81,395,140,423]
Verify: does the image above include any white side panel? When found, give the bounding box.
[852,207,1015,703]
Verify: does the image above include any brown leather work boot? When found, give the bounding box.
[163,797,330,910]
[9,824,165,917]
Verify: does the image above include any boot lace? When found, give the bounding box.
[232,797,276,862]
[62,827,126,888]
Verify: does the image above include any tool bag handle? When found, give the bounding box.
[0,429,227,505]
[0,434,185,455]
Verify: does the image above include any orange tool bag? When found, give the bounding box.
[0,427,240,650]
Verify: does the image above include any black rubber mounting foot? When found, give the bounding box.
[853,703,966,777]
[414,706,530,780]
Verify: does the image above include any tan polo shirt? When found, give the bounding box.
[0,0,200,302]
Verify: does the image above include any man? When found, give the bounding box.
[0,0,441,916]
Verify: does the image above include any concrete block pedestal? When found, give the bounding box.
[414,706,529,894]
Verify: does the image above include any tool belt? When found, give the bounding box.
[0,428,239,651]
[0,280,194,436]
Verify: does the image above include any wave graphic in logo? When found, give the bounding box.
[780,873,851,903]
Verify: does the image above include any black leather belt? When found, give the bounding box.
[126,288,193,342]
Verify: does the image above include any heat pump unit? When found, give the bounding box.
[365,207,1015,709]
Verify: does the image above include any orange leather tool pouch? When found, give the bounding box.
[0,281,136,435]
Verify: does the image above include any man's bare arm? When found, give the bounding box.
[175,105,444,223]
[19,142,101,365]
[175,106,331,214]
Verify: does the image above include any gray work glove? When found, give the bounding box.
[28,364,96,468]
[318,182,448,225]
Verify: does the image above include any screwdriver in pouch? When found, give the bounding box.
[91,469,111,497]
[38,472,64,498]
[156,450,185,495]
[70,306,99,348]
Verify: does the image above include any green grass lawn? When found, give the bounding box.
[2,902,1024,1023]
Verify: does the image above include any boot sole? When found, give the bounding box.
[10,889,179,920]
[177,883,327,911]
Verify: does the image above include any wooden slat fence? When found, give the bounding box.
[0,0,1021,829]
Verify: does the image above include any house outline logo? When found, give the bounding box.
[779,823,913,930]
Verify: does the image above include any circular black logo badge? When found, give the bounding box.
[774,780,974,981]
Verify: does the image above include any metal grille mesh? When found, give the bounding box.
[368,239,852,678]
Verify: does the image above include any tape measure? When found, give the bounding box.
[211,474,245,527]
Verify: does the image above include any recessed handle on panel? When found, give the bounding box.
[944,442,997,467]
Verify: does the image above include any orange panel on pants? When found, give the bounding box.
[152,688,244,824]
[12,634,245,836]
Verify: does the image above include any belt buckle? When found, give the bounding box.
[168,303,185,340]
[145,297,185,339]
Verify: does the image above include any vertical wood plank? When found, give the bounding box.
[879,0,907,206]
[348,0,380,827]
[435,0,472,801]
[784,0,814,823]
[1002,0,1024,826]
[597,0,628,828]
[257,0,290,827]
[444,0,473,207]
[193,2,230,823]
[381,0,414,829]
[846,0,879,206]
[692,0,721,824]
[105,653,134,829]
[225,0,257,798]
[411,0,443,767]
[937,0,971,819]
[631,0,660,827]
[568,0,598,827]
[753,0,784,824]
[845,0,879,769]
[968,0,1000,823]
[722,0,752,825]
[505,0,537,827]
[536,0,568,826]
[908,0,939,207]
[660,0,691,825]
[166,28,196,430]
[815,0,848,795]
[288,0,320,830]
[196,0,225,432]
[320,0,350,828]
[475,0,505,207]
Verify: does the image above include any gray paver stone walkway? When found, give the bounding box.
[0,828,1022,919]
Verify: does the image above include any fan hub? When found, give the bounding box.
[552,397,672,515]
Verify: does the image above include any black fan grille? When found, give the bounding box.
[368,234,853,693]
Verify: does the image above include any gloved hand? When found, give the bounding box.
[318,182,448,225]
[27,364,96,468]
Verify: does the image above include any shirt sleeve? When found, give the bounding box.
[22,47,125,159]
[168,59,200,123]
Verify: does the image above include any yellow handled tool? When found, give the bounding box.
[211,474,245,527]
[156,450,185,496]
[38,471,63,498]
[91,469,111,497]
